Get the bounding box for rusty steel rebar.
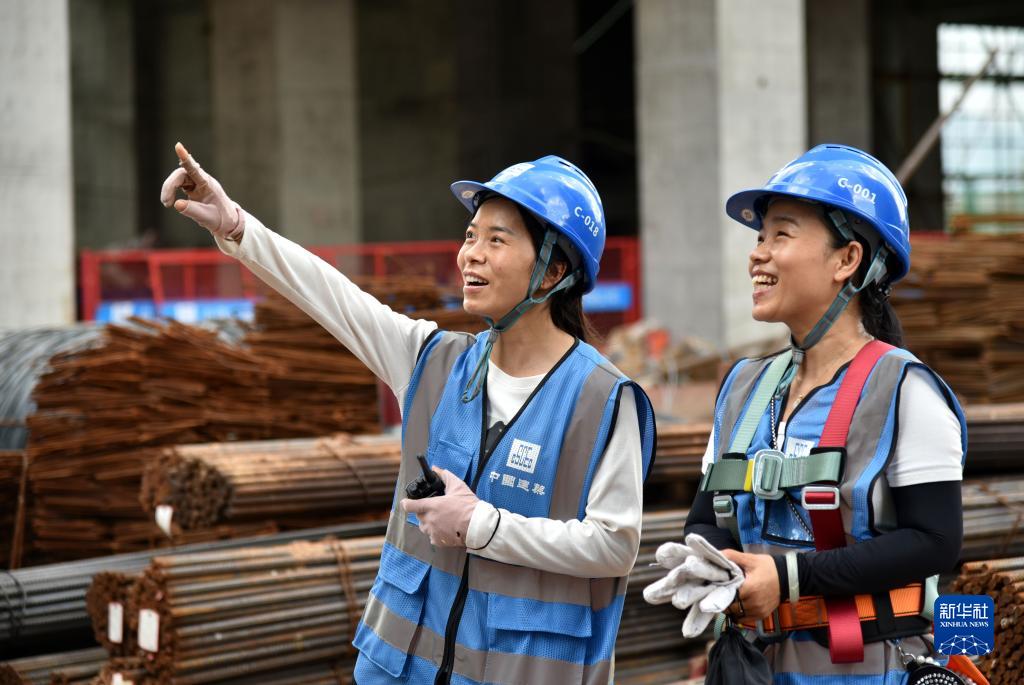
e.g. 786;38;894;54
118;509;695;683
138;434;400;532
0;647;106;685
951;555;1024;685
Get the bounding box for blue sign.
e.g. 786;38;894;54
934;594;994;656
96;299;255;324
583;282;633;313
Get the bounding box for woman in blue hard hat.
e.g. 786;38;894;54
684;145;969;682
161;145;655;685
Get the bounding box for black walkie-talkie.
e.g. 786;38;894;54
405;454;446;499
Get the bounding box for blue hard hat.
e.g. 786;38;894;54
726;144;911;282
451;155;605;293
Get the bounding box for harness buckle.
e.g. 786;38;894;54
801;485;841;510
756;609;783;638
751;449;785;500
712;495;735;517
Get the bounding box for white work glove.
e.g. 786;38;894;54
401;468;480;547
160;142;245;241
643;533;745;637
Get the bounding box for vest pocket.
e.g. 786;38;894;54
353;545;431;677
483;593;591;684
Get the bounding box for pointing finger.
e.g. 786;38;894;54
175;142;208;188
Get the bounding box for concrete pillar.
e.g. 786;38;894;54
148;0;215;248
806;0;871;149
69;0;137;250
873;4;943;230
636;0;805;349
357;1;461;243
208;0;360;245
277;0;360;246
0;1;76;327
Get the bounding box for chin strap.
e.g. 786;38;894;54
775;209;891;397
461;229;581;403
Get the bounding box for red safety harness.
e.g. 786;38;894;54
805;339;894;663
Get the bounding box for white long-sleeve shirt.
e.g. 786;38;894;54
215;214;644;578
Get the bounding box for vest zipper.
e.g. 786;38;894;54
433;341;578;684
434;556;470;685
434;415;506;685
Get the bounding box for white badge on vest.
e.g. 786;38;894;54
784;436;815;459
507;439;541;474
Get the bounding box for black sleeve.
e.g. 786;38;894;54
684;490;744;552
774;480;963;598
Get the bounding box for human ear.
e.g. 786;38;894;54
540;258;569;291
834;240;863;284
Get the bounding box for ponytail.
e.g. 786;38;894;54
825;214;905;347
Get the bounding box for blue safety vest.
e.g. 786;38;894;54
353;331;656;685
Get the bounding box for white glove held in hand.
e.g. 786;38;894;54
160;142;245;241
401;468;481;548
643;533;745;637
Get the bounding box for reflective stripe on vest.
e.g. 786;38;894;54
354;331;656;684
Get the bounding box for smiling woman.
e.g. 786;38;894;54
682;145;970;684
160;148;656;685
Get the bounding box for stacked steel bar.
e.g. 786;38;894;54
961;478;1024;561
25;320;287;561
648;424;712;484
0;521;386;658
0;450;27;568
138;434;400;532
121;509;696;683
85;573;138;656
951;557;1024;684
892;233;1024;403
132;537;381;682
962;403;1024;474
0;647;106;685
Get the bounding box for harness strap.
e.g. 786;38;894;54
812;339;893;664
700;449;843;494
706;351;792;542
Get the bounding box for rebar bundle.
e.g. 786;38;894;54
893;233;1024;403
133;537;380;683
962;477;1024;561
0;647;107;685
0;520;386;657
647;423;712;484
951;556;1024;684
85;573;138;656
138;434;400;532
117;509;695;684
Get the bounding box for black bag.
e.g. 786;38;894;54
705;625;773;685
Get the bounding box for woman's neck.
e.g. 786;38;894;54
489;307;575;378
795;310;873;380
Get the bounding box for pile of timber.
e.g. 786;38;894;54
893;233;1024;403
0;647;107;685
0;521;386;658
139;434;400;532
961;477;1024;561
951;556;1024;684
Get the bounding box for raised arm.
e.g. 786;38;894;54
160;143;438;399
